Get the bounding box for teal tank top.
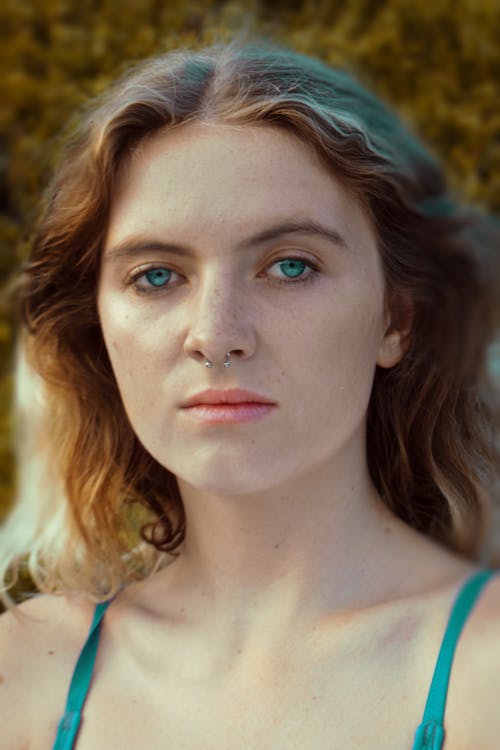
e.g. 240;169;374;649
51;568;496;750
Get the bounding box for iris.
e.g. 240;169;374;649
279;259;306;278
145;268;171;287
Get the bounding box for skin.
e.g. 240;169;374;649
2;120;499;750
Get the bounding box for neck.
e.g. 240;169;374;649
164;438;425;629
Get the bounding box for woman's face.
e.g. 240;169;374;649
98;122;402;494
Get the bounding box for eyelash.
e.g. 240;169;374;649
127;256;321;296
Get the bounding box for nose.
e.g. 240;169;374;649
182;269;256;367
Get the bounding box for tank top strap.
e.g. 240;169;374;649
412;567;497;750
52;597;115;750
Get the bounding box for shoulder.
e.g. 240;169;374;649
0;593;96;749
0;591;95;649
444;569;500;750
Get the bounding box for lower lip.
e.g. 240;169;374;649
182;403;276;424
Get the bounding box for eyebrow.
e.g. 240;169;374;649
103;219;349;262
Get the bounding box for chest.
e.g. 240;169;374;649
32;591;495;750
46;658;422;750
35;623;439;750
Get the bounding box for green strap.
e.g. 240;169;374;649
412;568;496;750
52;598;114;750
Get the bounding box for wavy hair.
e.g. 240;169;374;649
1;35;499;609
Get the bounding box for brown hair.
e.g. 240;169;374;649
3;35;499;606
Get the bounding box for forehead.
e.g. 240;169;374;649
105;122;374;252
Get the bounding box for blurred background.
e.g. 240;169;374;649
0;0;499;556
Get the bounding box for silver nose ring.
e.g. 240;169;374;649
205;352;232;368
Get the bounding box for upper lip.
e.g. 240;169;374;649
181;388;276;407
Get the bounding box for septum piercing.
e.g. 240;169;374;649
205;352;232;368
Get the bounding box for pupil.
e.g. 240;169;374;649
146;269;170;286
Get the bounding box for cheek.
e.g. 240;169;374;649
99;304;159;410
301;287;384;419
311;283;384;369
100;295;156;366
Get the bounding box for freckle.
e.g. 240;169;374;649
274;543;280;550
384;526;391;534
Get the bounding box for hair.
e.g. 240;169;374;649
1;34;499;611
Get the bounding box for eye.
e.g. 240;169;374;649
265;256;320;287
143;268;172;287
128;266;181;294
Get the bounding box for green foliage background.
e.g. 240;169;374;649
0;0;499;527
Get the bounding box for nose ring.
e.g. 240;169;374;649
205;352;232;368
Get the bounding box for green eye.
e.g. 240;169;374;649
266;256;319;287
145;268;171;287
129;265;181;295
277;259;307;278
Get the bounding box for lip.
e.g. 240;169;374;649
181;388;276;408
181;403;276;424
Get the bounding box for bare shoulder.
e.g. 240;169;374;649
0;593;95;749
0;591;95;651
444;568;500;750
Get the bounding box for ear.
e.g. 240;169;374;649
376;293;413;369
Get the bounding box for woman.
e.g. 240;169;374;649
0;36;499;749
